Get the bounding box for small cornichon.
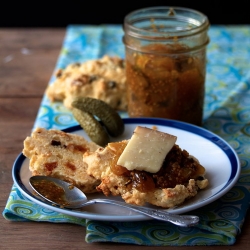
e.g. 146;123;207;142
72;97;124;137
72;108;110;147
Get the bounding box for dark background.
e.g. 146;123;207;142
1;1;250;27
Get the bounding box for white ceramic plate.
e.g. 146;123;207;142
12;118;241;221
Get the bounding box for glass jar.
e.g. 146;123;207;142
123;6;210;126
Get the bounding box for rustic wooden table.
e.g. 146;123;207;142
0;28;249;249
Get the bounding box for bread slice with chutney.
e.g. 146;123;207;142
83;126;209;208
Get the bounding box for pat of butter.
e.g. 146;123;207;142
117;126;177;173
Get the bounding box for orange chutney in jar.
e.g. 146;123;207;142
123;7;210;126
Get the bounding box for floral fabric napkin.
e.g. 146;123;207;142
3;25;250;246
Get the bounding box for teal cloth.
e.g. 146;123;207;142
3;25;250;246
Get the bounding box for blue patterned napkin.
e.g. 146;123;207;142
3;25;250;246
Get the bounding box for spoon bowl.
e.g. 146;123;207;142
29;175;199;227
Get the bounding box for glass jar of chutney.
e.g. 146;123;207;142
123;6;210;126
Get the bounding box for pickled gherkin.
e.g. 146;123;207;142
72;108;110;147
72;97;124;137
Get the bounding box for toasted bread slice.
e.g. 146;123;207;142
23;127;101;193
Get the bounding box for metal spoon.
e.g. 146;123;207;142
29;175;199;227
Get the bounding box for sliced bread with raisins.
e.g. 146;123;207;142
23;127;101;193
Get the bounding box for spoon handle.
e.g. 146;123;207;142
85;198;199;227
